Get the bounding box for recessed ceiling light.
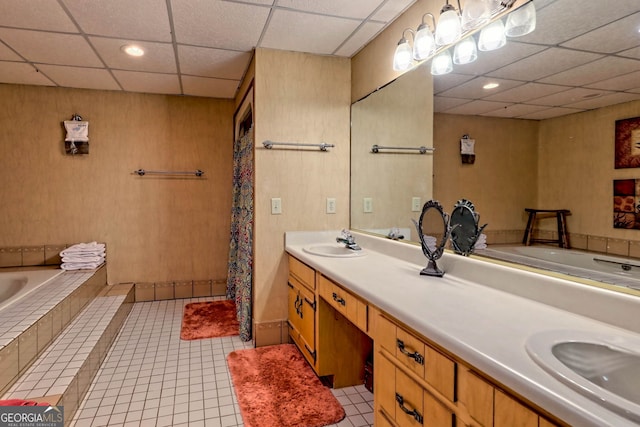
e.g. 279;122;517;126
121;44;144;57
483;82;500;90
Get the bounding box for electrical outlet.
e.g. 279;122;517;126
271;198;282;215
326;198;336;214
412;197;422;212
363;197;373;213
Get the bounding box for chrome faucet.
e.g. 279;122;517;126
336;229;361;251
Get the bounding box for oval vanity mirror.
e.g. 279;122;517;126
450;199;487;256
412;200;450;277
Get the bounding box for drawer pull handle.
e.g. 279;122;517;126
397;339;425;365
395;393;423;424
332;292;346;306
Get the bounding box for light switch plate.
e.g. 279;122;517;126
363;197;373;213
271;198;282;215
326;198;336;214
412;197;422;212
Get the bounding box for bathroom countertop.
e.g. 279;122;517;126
285;230;640;427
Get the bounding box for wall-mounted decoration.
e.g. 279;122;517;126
614;116;640;169
460;134;475;164
63;114;89;155
613;179;640;229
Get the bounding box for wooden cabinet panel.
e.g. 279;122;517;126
288;256;315;290
287;270;316;367
424;391;455;427
458;365;494;427
494;390;538;427
318;274;367;332
396;327;426;378
375;312;397;354
425;346;455;402
396;368;425;427
377;352;397;420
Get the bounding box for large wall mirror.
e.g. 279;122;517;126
350;0;640;290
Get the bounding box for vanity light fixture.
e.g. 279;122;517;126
393;29;415;71
121;44;145;57
391;0;536;75
434;0;463;46
431;50;453;75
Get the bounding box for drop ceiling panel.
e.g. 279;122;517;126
528;87;612;107
63;0;172;42
90;37;176;73
561;12;640;54
586;70;640;92
178;46;252;80
487;48;603;82
483;82;570;103
261;9;361;55
334;21;385;57
0;43;21;61
442;100;512;115
182;76;240;98
619;46;640;60
0;0;77;32
171;0;269;51
276;0;382;20
564;92;640;110
0;29;103;67
36;64;121;91
433;73;475;94
112;70;181;95
434;96;471;112
371;0;416;22
519;107;585;120
538;56;640;87
480;103;550;118
0;61;54;86
438;77;524;99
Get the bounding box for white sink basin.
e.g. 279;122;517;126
303;244;366;258
526;330;640;423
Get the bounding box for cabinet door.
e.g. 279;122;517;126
297;283;316;358
395;368;425;427
458;366;494;427
287;281;301;334
494;389;538;427
424;391;455;427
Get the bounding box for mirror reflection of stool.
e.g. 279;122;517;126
523;209;571;248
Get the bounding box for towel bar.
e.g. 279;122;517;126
133;169;204;177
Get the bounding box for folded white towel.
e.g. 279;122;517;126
62;254;105;263
60;242;105;257
61;260;104;271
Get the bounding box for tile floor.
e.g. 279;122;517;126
70;296;374;427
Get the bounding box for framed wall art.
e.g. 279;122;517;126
614;116;640;169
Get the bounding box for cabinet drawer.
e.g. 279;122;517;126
288;256;315;290
318;274;367;332
376;314;456;402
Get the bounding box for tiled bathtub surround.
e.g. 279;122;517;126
133;279;226;302
0;267;106;395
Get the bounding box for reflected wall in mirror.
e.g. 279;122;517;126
350;0;640;294
350;64;433;242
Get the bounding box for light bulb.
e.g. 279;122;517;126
461;0;490;31
393;38;413;71
453;37;477;64
413;24;436;60
478;19;506;51
435;7;462;46
431;50;453;75
505;1;536;37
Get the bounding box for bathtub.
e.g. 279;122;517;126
476;245;640;290
0;269;64;312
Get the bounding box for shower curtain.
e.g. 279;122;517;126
226;128;253;342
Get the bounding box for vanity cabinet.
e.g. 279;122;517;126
287;256;316;365
287;255;372;388
372;308;564;427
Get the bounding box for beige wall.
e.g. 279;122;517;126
539;100;640;241
0;84;234;285
251;49;351;341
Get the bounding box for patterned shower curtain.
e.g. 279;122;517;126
227;128;253;341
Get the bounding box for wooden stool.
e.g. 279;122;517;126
523;209;571;248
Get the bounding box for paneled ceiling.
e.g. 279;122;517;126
0;0;638;119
